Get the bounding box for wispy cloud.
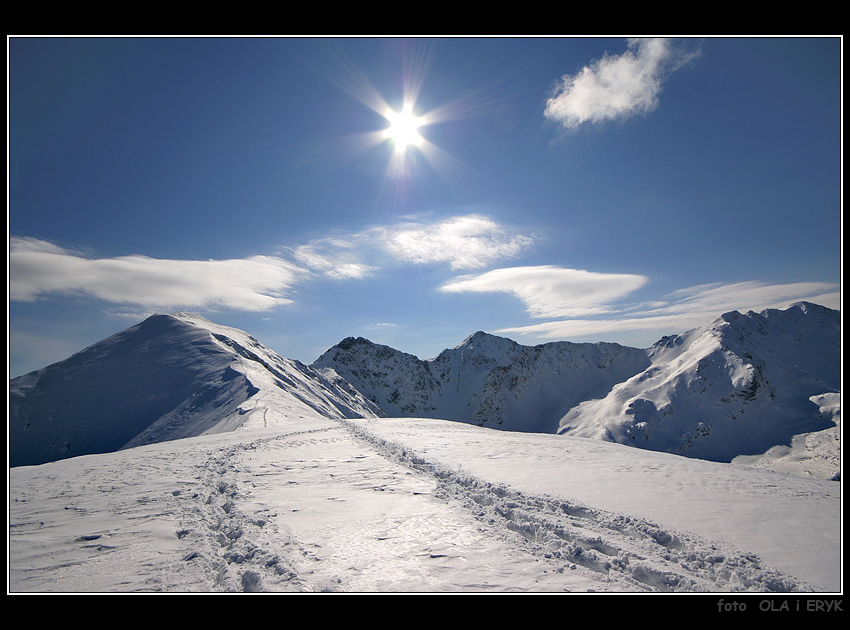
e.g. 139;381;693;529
440;265;649;318
10;214;534;312
292;214;534;278
639;281;840;319
10;237;306;312
545;38;700;131
291;238;378;280
495;280;840;342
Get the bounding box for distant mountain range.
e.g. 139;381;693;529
9;303;840;471
311;331;651;434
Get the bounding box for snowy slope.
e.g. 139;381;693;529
558;303;841;466
9;312;382;467
8;415;840;593
732;392;841;479
311;332;650;434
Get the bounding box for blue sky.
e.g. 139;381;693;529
8;36;842;378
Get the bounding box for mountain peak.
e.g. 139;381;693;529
454;330;517;351
336;336;375;351
10;314;383;467
786;300;831;313
463;330;497;342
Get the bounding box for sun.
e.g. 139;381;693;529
383;102;425;153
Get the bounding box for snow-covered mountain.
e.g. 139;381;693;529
7;305;842;593
11;302;840;473
9;312;382;467
558;302;841;466
311;332;651;434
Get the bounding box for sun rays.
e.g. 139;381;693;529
291;40;480;210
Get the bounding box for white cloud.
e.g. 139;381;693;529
380;215;533;270
10;214;534;314
291;238;377;280
440;265;649;318
10;237;306;312
292;214;534;278
10;214;533;316
545;38;699;130
495;280;840;342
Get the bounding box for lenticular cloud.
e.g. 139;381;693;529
441;265;649;318
9;237;304;312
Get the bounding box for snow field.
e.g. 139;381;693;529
11;413;835;593
340;418;820;593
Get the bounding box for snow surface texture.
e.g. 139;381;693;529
8;416;839;593
8;304;842;592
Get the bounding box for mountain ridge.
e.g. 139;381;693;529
10;302;840;474
559;302;840;464
311;329;652;433
9;312;383;467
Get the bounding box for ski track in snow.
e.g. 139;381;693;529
11;415;819;593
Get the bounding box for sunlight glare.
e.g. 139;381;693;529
384;103;425;152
